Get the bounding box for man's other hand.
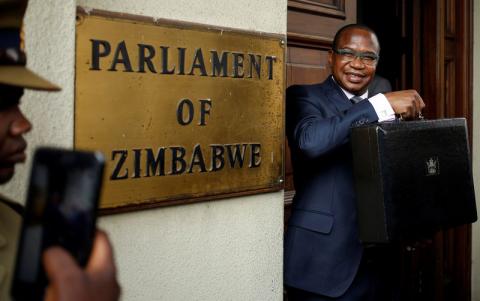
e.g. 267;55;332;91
43;230;120;301
384;90;425;119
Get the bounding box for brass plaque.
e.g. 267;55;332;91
75;10;284;210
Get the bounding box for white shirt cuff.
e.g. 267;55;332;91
368;93;395;122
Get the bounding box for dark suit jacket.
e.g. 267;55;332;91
369;75;392;96
284;76;387;297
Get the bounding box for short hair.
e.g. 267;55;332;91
332;24;380;53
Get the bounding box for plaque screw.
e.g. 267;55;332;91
76;14;84;26
278;178;284;183
280;40;285;47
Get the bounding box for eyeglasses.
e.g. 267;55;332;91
333;48;379;66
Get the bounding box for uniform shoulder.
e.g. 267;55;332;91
0;194;23;215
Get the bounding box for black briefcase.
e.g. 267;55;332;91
351;118;477;243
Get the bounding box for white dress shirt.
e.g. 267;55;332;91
334;77;396;122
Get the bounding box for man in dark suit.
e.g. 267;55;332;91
284;24;425;300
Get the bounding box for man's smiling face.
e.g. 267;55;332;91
328;27;379;95
0;85;31;184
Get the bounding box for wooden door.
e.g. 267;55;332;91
419;0;473;300
359;0;473;300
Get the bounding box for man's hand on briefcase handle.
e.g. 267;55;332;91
384;90;425;120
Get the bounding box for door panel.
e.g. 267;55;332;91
287;47;330;86
360;0;473;300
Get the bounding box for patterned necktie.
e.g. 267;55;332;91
350;96;364;104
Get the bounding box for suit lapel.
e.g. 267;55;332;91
322;77;353;113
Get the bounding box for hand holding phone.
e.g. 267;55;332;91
42;230;120;301
11;148;105;300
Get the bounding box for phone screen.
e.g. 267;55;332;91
11;148;104;300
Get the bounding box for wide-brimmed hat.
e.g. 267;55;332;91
0;0;60;91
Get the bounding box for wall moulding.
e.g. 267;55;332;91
288;0;346;19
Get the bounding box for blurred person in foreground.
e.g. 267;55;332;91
0;0;119;300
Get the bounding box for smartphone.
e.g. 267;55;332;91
11;147;105;300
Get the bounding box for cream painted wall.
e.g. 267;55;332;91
0;0;287;300
472;1;480;300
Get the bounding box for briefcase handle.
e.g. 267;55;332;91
396;111;425;121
